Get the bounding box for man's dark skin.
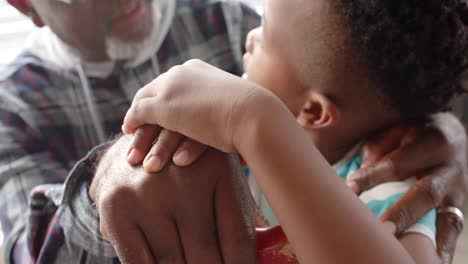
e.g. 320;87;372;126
90;135;257;263
124;114;467;264
9;0;466;263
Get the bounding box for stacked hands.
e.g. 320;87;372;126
91;60;467;263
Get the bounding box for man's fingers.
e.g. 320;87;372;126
436;210;464;264
109;224;155;264
380;168;451;235
143;129;184;173
172;150;226;263
215;154;256;263
349;130;451;193
127;125;162;165
361;126;408;166
347;159;395;194
173;139;208;166
100;210;155;264
139;215;186;264
175;186;223;263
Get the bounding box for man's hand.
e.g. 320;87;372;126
126;125;208;172
90;135;256;263
346;113;467;264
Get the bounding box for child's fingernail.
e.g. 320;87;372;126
127;148;139;165
173;150;189;165
145;155;162;172
347;181;360;194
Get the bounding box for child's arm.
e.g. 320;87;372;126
400;234;440;264
236;96;414;264
122;61;415;264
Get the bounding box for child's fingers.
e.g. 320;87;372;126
143;129;184;173
173;139;209;166
123;97;168;135
127;125;162;165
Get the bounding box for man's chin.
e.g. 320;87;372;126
105;0;158;61
109;18;154;44
108;0;155;43
105;18;158;61
105;37;146;61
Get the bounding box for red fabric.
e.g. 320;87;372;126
256;226;298;263
7;0;28;10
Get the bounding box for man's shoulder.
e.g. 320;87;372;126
0;52;59;94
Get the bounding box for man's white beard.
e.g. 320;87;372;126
105;2;160;61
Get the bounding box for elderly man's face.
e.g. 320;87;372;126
28;0;155;61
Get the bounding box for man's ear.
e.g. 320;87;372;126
297;91;340;129
8;0;45;27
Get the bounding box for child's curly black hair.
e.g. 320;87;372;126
335;0;468;117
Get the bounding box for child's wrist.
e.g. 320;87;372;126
233;90;290;156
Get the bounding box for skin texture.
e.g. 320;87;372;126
127;0;467;261
354;116;467;263
90;135;257;264
121;59;417;264
10;0;465;263
10;1;248;262
122;0;467;261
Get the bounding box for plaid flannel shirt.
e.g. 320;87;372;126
0;1;260;262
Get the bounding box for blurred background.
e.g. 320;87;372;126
0;0;466;263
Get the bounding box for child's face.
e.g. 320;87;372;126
244;0;399;153
243;0;347;116
244;0;304;116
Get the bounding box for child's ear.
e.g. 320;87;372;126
8;0;45;27
297;92;340;129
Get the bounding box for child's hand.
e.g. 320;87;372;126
122;60;274;153
126;125;208;173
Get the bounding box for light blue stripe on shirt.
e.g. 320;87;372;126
245;147;437;244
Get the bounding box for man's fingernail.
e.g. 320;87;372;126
145;155;162;172
382;221;397;235
173;150;189;165
347;181;360;194
127;148;139;165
